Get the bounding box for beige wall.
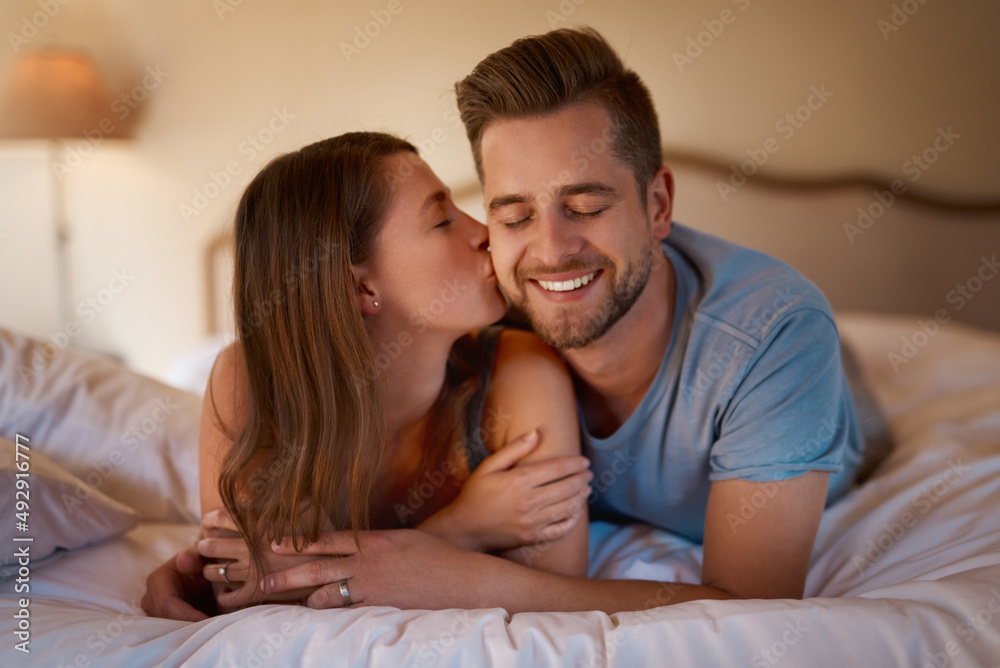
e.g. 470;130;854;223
0;0;997;380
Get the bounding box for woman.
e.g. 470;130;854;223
185;132;590;613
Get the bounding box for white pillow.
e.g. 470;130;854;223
0;436;140;578
0;328;202;523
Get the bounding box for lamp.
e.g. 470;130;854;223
0;49;126;331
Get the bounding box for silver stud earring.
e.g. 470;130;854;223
373;300;380;309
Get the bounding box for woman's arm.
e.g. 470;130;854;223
198;343;240;522
418;330;589;577
196;344;260;608
142;344;240;621
196;344;322;608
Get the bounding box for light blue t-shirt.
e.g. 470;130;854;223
583;223;863;543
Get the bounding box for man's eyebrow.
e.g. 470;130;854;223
421;190;447;213
488;183;619;211
488;194;529;211
558;182;619;198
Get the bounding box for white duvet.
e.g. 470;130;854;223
4;313;1000;667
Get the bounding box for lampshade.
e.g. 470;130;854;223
0;49;124;140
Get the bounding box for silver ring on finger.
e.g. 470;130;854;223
339;578;353;607
219;561;233;584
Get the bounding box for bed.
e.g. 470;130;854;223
2;308;1000;666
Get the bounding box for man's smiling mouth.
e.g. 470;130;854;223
536;271;597;293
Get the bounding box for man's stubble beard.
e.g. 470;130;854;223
509;247;654;350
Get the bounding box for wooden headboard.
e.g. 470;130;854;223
656;153;1000;333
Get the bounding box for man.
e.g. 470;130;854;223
145;27;863;617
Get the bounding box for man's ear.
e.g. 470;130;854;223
352;265;381;316
647;166;674;240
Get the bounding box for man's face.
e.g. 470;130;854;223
481;103;667;349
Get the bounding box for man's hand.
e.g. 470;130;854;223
141;549;216;622
259;529;506;611
261;528;737;614
418;430;592;551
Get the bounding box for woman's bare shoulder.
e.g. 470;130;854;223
205;341;247;435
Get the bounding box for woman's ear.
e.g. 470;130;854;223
352;265;381;316
647;166;674;240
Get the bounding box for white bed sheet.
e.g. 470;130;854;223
4;313;1000;667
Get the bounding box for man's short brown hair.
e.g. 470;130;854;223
456;27;662;200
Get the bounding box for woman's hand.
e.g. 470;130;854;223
418;430;592;552
197;508;330;610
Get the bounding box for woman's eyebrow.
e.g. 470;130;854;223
420;190;448;213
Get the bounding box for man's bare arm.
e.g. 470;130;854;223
257;472;828;613
257;529;733;614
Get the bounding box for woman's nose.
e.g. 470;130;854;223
464;214;490;251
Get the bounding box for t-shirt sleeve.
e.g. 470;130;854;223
708;308;859;483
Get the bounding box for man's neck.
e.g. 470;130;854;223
562;254;675;439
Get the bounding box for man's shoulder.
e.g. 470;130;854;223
665;223;835;345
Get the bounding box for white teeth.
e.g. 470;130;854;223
538;271;596;292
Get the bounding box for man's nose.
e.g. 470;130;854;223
529;212;583;268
